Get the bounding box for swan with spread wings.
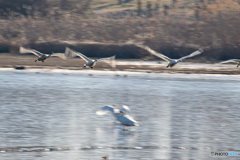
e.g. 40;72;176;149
96;105;139;127
138;45;204;68
65;47;116;68
19;46;66;62
220;59;240;67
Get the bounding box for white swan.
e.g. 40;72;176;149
220;59;240;67
65;47;116;68
19;46;66;62
96;105;139;127
138;45;203;68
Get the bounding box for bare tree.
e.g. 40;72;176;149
60;0;92;15
194;3;201;20
137;0;142;16
163;5;169;16
172;0;177;8
0;0;48;18
147;1;153;17
155;0;160;11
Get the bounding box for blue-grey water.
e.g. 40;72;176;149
0;70;240;160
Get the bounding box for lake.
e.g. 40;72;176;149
0;69;240;160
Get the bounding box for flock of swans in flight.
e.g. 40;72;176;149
20;45;240;68
18;45;240;128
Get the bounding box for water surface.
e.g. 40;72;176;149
0;70;240;159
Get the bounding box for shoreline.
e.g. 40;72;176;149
0;53;240;75
2;62;240;75
1;67;240;79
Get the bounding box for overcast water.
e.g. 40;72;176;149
0;70;240;160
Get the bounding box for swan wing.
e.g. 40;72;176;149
138;45;171;62
65;47;91;62
120;105;132;115
19;46;43;57
97;55;116;62
180;48;203;61
96;105;116;115
220;59;240;64
97;55;116;68
51;53;67;59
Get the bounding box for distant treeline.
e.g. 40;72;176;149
2;0;240;19
0;0;92;19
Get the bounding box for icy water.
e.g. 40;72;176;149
0;70;240;160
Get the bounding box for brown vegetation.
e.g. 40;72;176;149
0;0;239;62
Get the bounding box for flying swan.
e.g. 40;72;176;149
65;47;116;68
138;45;203;68
96;105;139;127
220;59;240;67
19;46;66;62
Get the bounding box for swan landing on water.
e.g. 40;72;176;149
96;105;139;128
137;45;204;68
220;59;240;67
65;47;116;68
19;46;66;62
